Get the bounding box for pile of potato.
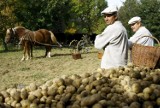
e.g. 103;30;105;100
0;64;160;108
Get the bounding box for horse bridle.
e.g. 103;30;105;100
5;28;18;44
11;28;20;44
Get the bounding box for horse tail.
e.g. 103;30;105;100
49;31;62;47
49;31;57;43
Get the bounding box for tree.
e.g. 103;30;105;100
70;0;107;34
1;0;108;51
138;0;160;38
119;0;160;39
0;0;17;51
119;0;141;36
13;0;49;30
45;0;74;33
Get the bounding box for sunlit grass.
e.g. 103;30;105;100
0;47;100;91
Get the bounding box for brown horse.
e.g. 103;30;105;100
5;26;62;61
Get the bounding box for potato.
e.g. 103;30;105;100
143;93;150;100
11;100;17;107
55;78;64;87
81;94;101;106
45;80;53;87
71;104;81;108
41;89;47;97
91;89;97;94
77;85;85;93
72;79;81;88
10;88;21;101
142;101;154;108
64;78;73;86
33;89;42;98
65;85;76;94
1;91;9;98
131;83;142;93
156;98;160;106
92;103;103;108
20;99;30;108
101;87;111;94
46;96;53;104
4;97;10;103
0;95;4;103
75;94;82;101
15;103;22;108
96;68;104;73
98;100;108;107
28;93;36;102
129;101;140;108
81;72;91;78
40;96;46;103
30;103;38;108
55;94;61;101
152;75;160;84
20;88;28;99
60;93;72;104
143;87;153;94
130;71;141;79
80;90;89;98
70;74;81;80
57;86;65;95
28;83;37;91
81;78;89;85
32;98;40;104
85;85;93;92
47;86;57;96
38;104;46;108
56;101;65;108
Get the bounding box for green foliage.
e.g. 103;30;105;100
46;0;73;32
0;0;17;51
119;0;141;36
138;0;160;37
0;0;159;51
0;0;107;34
70;0;107;34
13;0;49;30
119;0;160;39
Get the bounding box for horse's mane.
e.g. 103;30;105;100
13;26;28;37
14;26;26;30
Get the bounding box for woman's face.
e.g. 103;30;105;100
103;14;117;25
130;22;141;32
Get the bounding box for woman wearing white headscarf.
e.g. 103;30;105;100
94;6;128;69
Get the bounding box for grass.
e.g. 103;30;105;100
0;47;100;91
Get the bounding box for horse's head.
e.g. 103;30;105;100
5;28;16;44
5;26;27;44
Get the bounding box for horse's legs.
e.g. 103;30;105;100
26;42;32;60
45;46;52;57
30;44;33;58
21;44;26;61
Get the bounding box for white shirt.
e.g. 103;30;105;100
94;21;128;69
128;26;154;49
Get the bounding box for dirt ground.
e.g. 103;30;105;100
0;47;101;91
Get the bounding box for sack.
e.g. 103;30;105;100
131;36;160;69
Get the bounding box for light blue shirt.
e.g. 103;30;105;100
128;26;154;49
94;21;128;69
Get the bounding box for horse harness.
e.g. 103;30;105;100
19;30;58;47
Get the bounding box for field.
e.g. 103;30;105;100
1;46;160;107
0;47;100;91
